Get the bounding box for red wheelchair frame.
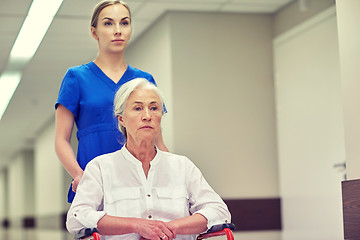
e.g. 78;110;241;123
197;223;235;240
75;223;235;240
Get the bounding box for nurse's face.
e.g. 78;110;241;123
91;4;131;54
118;87;162;143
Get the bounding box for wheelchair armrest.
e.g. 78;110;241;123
74;228;100;240
205;223;235;233
197;223;236;240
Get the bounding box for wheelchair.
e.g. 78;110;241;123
75;223;235;240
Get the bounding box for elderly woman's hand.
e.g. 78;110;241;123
135;219;176;240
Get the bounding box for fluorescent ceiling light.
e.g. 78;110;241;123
9;0;64;63
0;0;64;121
0;72;21;120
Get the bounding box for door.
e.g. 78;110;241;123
274;7;345;240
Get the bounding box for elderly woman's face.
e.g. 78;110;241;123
118;87;162;142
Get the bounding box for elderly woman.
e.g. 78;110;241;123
66;78;231;240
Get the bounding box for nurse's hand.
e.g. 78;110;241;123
72;172;83;192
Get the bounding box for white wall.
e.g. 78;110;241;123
0;169;7;238
336;0;360;180
34;120;64;215
273;0;335;37
34;120;67;240
169;12;279;199
24;151;35;216
274;6;344;239
8;154;26;219
5;150;34;240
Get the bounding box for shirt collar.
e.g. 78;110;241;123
121;145;161;166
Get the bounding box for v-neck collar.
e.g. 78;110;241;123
88;61;129;90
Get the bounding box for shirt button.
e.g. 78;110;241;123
147;194;151;197
148;215;152;219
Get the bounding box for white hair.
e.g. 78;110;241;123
114;78;165;138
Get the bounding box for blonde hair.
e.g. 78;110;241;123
91;0;131;28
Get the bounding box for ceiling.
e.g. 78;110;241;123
0;0;295;169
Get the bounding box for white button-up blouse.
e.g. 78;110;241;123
66;146;231;240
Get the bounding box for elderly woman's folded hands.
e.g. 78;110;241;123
135;218;176;240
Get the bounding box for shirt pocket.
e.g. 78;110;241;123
155;187;190;219
105;187;141;217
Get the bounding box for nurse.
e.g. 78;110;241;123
55;0;168;203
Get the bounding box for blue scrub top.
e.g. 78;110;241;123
56;62;157;202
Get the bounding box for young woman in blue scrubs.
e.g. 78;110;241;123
55;0;168;203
